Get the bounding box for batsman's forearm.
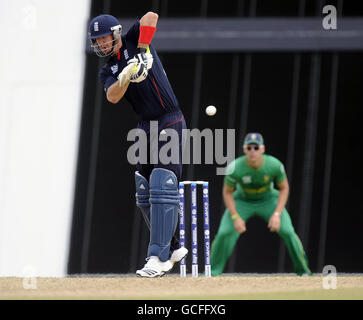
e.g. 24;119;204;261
140;12;158;27
138;12;158;49
106;80;130;104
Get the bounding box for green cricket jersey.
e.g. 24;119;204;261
224;155;287;201
212;154;312;276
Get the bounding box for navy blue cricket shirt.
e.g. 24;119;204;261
99;21;181;120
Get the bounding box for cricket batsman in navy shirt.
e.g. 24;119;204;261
88;12;188;277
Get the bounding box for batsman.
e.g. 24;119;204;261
88;12;188;277
211;133;312;276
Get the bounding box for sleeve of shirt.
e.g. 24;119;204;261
99;65;117;94
125;20;140;45
224;160;238;188
274;158;287;184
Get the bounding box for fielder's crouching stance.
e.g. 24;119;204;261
211;133;312;276
89;12;187;277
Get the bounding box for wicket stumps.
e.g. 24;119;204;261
178;181;211;278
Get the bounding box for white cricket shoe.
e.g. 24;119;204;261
170;247;188;265
136;256;173;278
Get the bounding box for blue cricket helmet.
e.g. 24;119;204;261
88;14;122;57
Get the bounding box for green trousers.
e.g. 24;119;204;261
211;191;312;276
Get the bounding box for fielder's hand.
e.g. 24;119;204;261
268;214;281;232
117;62;137;87
234;217;246;234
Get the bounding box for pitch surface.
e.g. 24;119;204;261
1;274;362;300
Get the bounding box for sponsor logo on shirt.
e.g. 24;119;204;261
111;64;118;74
124;49;129;60
242;176;251;184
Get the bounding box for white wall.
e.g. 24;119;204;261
0;0;89;276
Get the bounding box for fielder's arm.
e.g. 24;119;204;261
223;184;238;217
223;184;246;234
268;178;289;232
274;178;289;216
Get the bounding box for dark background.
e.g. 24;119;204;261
68;0;363;275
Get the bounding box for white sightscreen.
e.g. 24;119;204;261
0;0;90;276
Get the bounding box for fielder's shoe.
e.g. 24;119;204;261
136;256;173;278
170;247;188;266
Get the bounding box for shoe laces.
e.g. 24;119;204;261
143;256;160;269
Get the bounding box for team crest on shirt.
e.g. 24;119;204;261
242;176;252;184
264;175;270;182
111;64;118;74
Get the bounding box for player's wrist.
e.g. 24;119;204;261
231;213;240;221
136;47;147;54
138;25;156;45
273;211;281;218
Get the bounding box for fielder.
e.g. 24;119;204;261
88;12;188;277
211;133;312;276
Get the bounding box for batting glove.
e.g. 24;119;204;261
117;62;137;87
127;49;154;83
128;58;149;83
134;48;154;70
